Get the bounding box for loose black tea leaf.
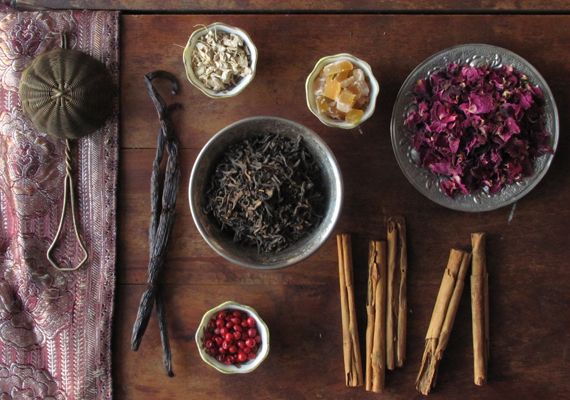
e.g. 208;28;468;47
205;133;324;253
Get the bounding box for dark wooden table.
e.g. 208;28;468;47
113;10;570;400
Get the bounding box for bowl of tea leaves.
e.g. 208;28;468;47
189;116;343;269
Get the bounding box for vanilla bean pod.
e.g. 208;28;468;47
131;70;181;377
156;290;173;377
130;117;166;350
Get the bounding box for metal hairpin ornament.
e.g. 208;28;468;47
47;137;88;271
19;32;114;271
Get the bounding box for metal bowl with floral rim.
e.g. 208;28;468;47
390;43;559;212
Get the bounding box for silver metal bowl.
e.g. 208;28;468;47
391;44;559;212
189;116;343;269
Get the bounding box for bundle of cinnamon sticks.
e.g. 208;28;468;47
416;249;471;395
336;227;489;394
336;216;408;393
415;233;490;395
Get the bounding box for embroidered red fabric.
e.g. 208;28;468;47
0;9;118;399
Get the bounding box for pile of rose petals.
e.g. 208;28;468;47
405;63;552;197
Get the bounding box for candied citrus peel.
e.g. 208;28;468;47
346;109;364;124
323;60;353;77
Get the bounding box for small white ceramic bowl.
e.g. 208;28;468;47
183;22;258;98
195;301;270;374
305;53;380;129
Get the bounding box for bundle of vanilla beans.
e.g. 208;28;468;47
130;71;182;377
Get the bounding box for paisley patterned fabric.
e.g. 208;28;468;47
0;8;118;400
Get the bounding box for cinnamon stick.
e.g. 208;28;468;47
416;249;471;395
372;241;387;393
337;234;363;387
471;232;489;386
395;217;408;367
386;223;397;370
365;241;379;391
387;216;408;369
365;241;387;392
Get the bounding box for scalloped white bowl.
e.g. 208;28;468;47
305;53;379;129
195;301;270;374
183;22;258;98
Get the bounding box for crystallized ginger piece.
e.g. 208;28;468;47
339;76;355;88
352;68;365;82
345;109;364;124
323;60;354;77
324;76;341;100
336;89;357;113
317;96;331;114
337;89;356;107
336;102;352;113
334;70;351;82
353;79;370;97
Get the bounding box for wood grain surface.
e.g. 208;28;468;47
11;0;570;12
116;14;570;400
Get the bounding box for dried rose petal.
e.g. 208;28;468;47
405;63;552;197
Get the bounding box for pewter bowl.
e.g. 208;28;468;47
391;43;559;212
189;116;343;269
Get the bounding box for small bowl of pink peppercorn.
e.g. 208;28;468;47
196;301;270;374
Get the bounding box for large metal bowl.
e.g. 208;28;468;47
391;43;559;212
189;116;343;269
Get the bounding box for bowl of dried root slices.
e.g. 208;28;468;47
183;22;257;98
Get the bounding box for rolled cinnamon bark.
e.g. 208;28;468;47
337;234;363;387
365;241;379;391
395;218;407;368
471;232;489;386
386;222;397;370
416;249;471;395
372;241;387;393
365;241;387;392
387;216;407;369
